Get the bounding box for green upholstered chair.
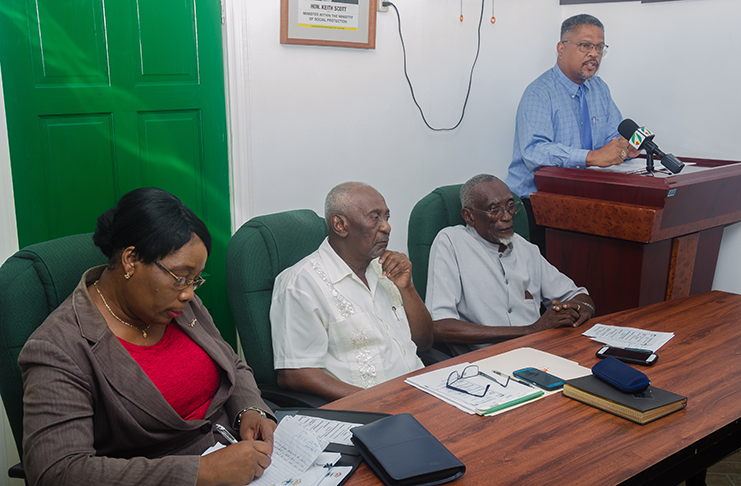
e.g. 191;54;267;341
0;233;108;480
226;209;328;408
407;184;529;358
408;184;529;302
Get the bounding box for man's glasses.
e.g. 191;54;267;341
469;200;523;221
155;260;206;291
446;365;509;398
562;41;608;56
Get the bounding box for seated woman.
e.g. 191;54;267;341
20;188;276;486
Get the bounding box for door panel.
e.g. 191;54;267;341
135;0;199;84
138;110;204;214
39;114;118;238
1;0;235;345
30;0;109;87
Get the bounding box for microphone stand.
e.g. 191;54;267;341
645;151;655;173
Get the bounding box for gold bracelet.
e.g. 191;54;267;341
233;406;268;430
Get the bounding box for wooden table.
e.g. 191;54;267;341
324;291;741;485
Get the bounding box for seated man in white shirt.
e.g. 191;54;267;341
270;182;433;401
425;174;594;351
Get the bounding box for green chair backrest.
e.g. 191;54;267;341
0;233;107;457
226;210;327;387
408;184;529;302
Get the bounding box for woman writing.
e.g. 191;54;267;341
20;188;276;486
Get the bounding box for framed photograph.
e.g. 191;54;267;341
280;0;377;49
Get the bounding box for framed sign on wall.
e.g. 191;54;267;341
280;0;377;49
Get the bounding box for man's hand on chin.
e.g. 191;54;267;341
378;251;413;289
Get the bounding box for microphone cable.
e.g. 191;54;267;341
385;0;486;131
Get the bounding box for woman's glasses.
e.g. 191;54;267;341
155;261;206;290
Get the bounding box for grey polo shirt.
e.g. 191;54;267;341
425;225;587;332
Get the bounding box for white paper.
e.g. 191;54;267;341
587;158;696;175
292;415;362;446
582;324;673;352
315;466;353;486
249;416;329;486
276;452;343;486
471;347;592;415
297;0;360;31
405;362;541;415
474;347;591;385
587;157;649;174
201;441;226;456
312;452;341;468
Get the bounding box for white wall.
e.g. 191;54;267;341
0;65;24;486
0;55;18;268
230;0;740;292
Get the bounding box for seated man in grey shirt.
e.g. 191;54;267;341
425;174;595;350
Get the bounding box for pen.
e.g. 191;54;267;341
214;423;238;444
488;369;535;389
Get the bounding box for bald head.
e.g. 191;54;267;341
325;182;375;231
460;174;503;209
324;182;391;266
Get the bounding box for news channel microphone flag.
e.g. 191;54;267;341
618;119;685;174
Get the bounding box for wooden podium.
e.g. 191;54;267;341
530;158;741;316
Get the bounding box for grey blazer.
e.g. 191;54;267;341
19;266;272;486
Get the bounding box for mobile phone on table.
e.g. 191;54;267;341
512;367;564;391
596;346;658;366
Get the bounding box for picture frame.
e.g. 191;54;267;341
280;0;377;49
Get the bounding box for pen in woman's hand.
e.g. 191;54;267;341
214;423;238;444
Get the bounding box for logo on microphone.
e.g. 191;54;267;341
638;127;652;137
629;131;645;149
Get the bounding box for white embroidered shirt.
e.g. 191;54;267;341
270;238;423;389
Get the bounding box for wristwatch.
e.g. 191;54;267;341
233;406;269;430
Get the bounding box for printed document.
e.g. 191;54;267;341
249;415;328;486
292;414;362;446
583;324;673;352
203;416;359;486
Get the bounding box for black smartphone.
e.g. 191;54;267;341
512;367;565;391
596;346;658;366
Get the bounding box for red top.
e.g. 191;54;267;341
119;324;220;420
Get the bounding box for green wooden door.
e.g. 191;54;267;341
0;0;236;346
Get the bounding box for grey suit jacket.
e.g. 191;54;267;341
19;266;272;486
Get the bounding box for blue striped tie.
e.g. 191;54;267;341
579;84;592;150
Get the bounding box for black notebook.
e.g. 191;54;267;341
563;374;687;425
351;413;465;486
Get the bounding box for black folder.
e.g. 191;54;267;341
351;413;465;486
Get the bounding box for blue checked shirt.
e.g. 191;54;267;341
505;64;623;198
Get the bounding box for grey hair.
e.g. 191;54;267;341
460;174;502;209
560;14;604;40
324;181;374;230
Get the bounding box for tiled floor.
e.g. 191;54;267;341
680;451;741;486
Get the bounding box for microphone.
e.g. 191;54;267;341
617;119;684;174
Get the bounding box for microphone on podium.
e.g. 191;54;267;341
618;119;684;174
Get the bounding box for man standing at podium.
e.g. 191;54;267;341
505;13;639;255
